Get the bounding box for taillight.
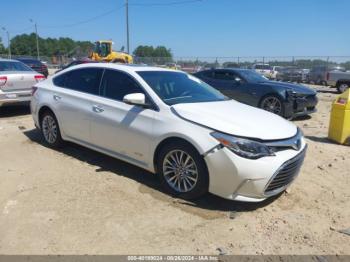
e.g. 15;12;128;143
0;76;7;87
31;86;38;96
34;75;46;82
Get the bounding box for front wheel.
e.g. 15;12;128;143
157;142;209;200
260;95;285;117
337;83;349;93
40;111;64;148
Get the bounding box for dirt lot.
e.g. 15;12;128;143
0;85;349;255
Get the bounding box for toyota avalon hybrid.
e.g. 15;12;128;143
31;64;307;202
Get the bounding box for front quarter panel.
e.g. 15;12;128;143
148;108;219;172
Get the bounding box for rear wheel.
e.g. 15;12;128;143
40;111;64;148
337;83;349;93
157;141;209;200
260;95;285;117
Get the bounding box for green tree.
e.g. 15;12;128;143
133;45;155;57
9;33;93;58
133;45;172;64
0;37;6;54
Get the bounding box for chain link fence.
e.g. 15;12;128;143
1;54;350;73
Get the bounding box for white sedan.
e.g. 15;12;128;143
31;63;307;202
0;59;45;107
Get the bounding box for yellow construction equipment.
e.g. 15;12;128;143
89;40;133;64
328;89;350;145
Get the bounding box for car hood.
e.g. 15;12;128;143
261;81;316;95
172;100;297;140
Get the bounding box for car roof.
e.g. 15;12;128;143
16;58;40;61
67;62;180;73
0;58;23;62
209;68;252;73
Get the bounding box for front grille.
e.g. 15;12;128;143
264;147;307;194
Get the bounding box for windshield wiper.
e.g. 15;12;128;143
164;96;192;101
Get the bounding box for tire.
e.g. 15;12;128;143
337;82;349;93
40;110;64;148
157;141;209;200
260;95;285;117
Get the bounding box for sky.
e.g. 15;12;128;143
0;0;349;57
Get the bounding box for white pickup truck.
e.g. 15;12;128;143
327;70;350;93
252;64;272;78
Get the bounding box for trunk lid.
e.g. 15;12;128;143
0;71;40;92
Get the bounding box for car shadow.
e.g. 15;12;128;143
315;88;338;94
305;135;338;145
23;128;280;212
0;105;31;118
292;115;312;122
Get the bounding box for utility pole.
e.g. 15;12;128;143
30;19;40;60
126;0;130;54
1;27;11;59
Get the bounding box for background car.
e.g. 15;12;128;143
270;66;284;80
16;58;49;78
326;69;350;93
308;65;346;85
0;59;45;107
301;69;310;82
194;68;318;119
276;66;303;82
252;63;272;78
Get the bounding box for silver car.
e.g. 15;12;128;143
0;59;45;107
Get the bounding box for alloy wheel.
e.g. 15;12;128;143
261;96;282;115
42;115;58;144
162;150;198;193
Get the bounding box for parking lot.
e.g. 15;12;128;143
0;84;349;255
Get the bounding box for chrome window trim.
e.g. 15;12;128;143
264;128;303;151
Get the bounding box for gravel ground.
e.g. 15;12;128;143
0;85;349;255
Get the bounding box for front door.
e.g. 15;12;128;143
90;69;155;167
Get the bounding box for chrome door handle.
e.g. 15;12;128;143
53;94;61;101
92;105;104;113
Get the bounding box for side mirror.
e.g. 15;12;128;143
123;93;147;107
233;77;241;85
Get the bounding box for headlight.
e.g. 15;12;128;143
211;132;275;159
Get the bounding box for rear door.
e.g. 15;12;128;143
51;68;103;142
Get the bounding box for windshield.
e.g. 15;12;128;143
0;61;33;72
137;71;227;105
238;70;268;83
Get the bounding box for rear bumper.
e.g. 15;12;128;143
0;90;32;107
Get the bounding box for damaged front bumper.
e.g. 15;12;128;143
203;139;307;202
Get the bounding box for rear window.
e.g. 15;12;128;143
0;61;33;72
53;68;103;95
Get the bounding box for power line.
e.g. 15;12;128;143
3;0;204;33
130;0;203;6
40;4;125;28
